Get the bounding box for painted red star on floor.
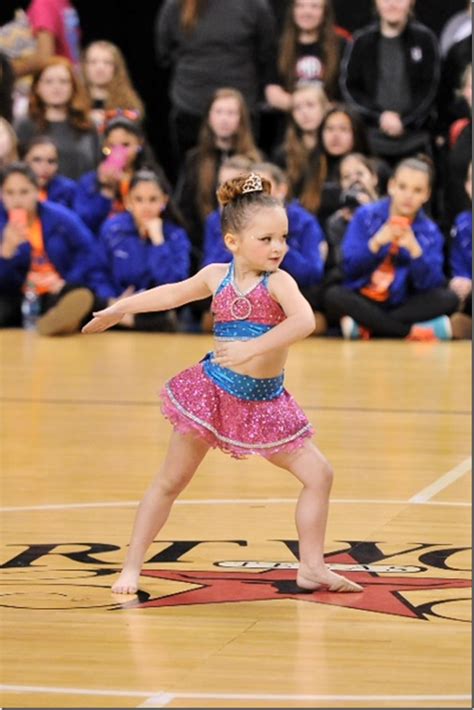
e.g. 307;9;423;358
118;551;471;619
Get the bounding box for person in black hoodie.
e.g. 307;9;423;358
340;0;440;163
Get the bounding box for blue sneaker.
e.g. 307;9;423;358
413;316;452;340
340;316;360;340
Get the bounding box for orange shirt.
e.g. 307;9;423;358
110;178;130;217
360;244;399;302
25;218;62;295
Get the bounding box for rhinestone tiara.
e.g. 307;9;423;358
241;173;263;195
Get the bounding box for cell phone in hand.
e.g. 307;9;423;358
389;215;411;229
102;145;128;172
9;208;28;227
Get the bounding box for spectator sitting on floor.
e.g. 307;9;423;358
96;168;192;332
324;155;459;341
74;115;155;236
23;135;76;209
324;152;380;291
449;161;472;340
0;162;112;336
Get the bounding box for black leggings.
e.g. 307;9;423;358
324;286;459;338
0;284;100;330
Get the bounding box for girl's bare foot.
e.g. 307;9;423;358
111;568;140;595
297;564;363;593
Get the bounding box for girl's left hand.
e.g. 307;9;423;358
213;341;255;368
82;305;124;334
394;228;422;258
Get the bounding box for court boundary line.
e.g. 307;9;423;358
0;497;471;513
409;457;471;503
0;684;471;705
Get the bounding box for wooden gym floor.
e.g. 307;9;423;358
0;329;471;709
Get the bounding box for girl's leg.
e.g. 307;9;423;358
112;430;210;594
269;440;362;593
389;288;459;324
324;285;411;337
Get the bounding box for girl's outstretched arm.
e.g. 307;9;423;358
82;265;219;334
214;271;315;368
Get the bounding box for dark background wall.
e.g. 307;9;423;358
0;0;468;175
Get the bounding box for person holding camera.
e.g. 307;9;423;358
324;155;459;341
324;153;380;290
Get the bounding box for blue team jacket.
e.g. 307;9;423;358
98;211;191;296
47;174;77;210
202;200;326;287
73;170;112;235
342;198;446;306
450;211;472;279
0;200;113;298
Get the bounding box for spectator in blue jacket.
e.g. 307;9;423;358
449;161;472;340
74;116;155;236
202;159;327;332
324;156;459;341
97;168;191;332
24;136;76;209
0;162;113;335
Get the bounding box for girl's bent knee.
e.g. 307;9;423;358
320;460;334;488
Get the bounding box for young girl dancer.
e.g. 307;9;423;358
82;172;363;596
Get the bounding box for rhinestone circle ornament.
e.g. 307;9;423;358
230;296;253;320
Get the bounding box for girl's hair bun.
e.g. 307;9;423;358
217;172;272;207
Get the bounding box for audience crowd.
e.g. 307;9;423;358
0;0;471;341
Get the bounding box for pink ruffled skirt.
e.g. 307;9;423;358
160;358;313;459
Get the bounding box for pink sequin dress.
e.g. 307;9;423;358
160;263;313;458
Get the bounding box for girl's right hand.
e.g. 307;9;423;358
97;162;122;188
369;224;394;252
82;305;124;334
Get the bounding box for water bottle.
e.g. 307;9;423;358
21;282;40;330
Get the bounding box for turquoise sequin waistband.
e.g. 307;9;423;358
202;353;284;401
214;321;273;341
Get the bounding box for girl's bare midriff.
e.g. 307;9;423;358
212;338;288;379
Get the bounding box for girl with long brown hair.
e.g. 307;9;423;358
14;56;100;179
82;41;145;130
274;82;330;199
175;88;262;269
296;105;370;226
266;0;349;112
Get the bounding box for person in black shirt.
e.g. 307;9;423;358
267;0;349;113
340;0;440;163
155;0;276;167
